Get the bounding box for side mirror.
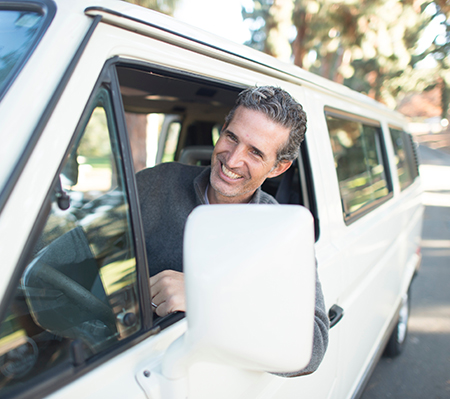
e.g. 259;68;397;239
139;205;316;396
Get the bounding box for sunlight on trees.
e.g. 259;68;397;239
124;0;449;118
242;0;450;116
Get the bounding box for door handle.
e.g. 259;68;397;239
328;305;344;329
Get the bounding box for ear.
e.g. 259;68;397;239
268;160;292;178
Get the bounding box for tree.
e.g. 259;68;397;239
243;0;294;61
292;0;436;108
243;0;444;112
425;0;450;118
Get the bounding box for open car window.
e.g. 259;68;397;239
117;64;318;236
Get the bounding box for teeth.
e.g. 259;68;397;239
222;164;242;179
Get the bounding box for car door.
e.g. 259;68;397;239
0;62;163;398
318;99;410;398
0;7;330;398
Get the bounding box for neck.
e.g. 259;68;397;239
207;185;254;205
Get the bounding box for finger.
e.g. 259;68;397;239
154;293;185;317
151;281;183;307
154;301;169;317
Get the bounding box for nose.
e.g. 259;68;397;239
226;145;245;168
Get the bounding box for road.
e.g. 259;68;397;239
361;145;450;399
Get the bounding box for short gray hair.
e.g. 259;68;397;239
224;86;307;163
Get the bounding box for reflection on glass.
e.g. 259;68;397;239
0;92;141;395
327;115;389;216
390;128;413;191
162;120;182;163
0;10;44;95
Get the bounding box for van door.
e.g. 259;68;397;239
265;87;344;399
0;12;336;399
116;64;341;399
318;100;405;398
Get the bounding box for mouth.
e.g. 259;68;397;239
221;163;243;180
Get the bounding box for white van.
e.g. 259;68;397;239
0;1;423;398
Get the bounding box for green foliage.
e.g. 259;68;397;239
243;0;273;52
78;108;111;159
242;0;449;115
427;0;450;118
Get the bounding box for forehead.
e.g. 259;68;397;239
226;106;290;156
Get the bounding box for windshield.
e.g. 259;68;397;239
0;8;45;98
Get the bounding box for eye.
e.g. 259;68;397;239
226;132;238;143
251;149;263;159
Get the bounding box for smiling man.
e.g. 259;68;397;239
136;86;328;376
208;105;293;204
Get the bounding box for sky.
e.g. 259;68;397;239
174;0;250;44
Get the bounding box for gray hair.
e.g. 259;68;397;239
224;86;307;163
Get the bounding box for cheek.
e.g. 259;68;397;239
213;139;232;156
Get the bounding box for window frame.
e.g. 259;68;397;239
0;11;101;219
389;125;419;185
404;132;420;179
114;57;320;239
389;125;414;191
0;62;156;399
325;107;393;225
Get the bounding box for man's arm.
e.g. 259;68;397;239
274;266;329;377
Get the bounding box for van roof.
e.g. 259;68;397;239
81;0;403;120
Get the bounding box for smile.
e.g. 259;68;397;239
222;163;243;180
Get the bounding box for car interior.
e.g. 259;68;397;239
116;64;317;226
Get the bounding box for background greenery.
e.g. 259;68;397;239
124;0;449;118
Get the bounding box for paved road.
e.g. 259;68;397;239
361;145;450;399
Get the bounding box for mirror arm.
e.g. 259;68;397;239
55;176;71;210
137;360;188;399
137;335;193;399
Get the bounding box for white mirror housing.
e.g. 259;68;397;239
161;204;316;381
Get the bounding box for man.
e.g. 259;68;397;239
136;86;328;376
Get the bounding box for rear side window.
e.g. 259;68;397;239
389;127;419;190
326;110;392;223
0;2;55;100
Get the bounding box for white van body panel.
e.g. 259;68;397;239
0;1;423;399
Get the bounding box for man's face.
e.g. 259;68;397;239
209;106;292;204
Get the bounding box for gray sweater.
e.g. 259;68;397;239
136;162;329;376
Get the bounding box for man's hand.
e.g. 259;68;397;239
150;270;186;317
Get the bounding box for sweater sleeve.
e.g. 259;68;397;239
273;263;329;377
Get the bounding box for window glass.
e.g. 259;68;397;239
212;123;221;145
161;118;182;163
389;127;413;190
0;88;140;396
0;9;45;97
326;113;391;219
124;112;182;172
